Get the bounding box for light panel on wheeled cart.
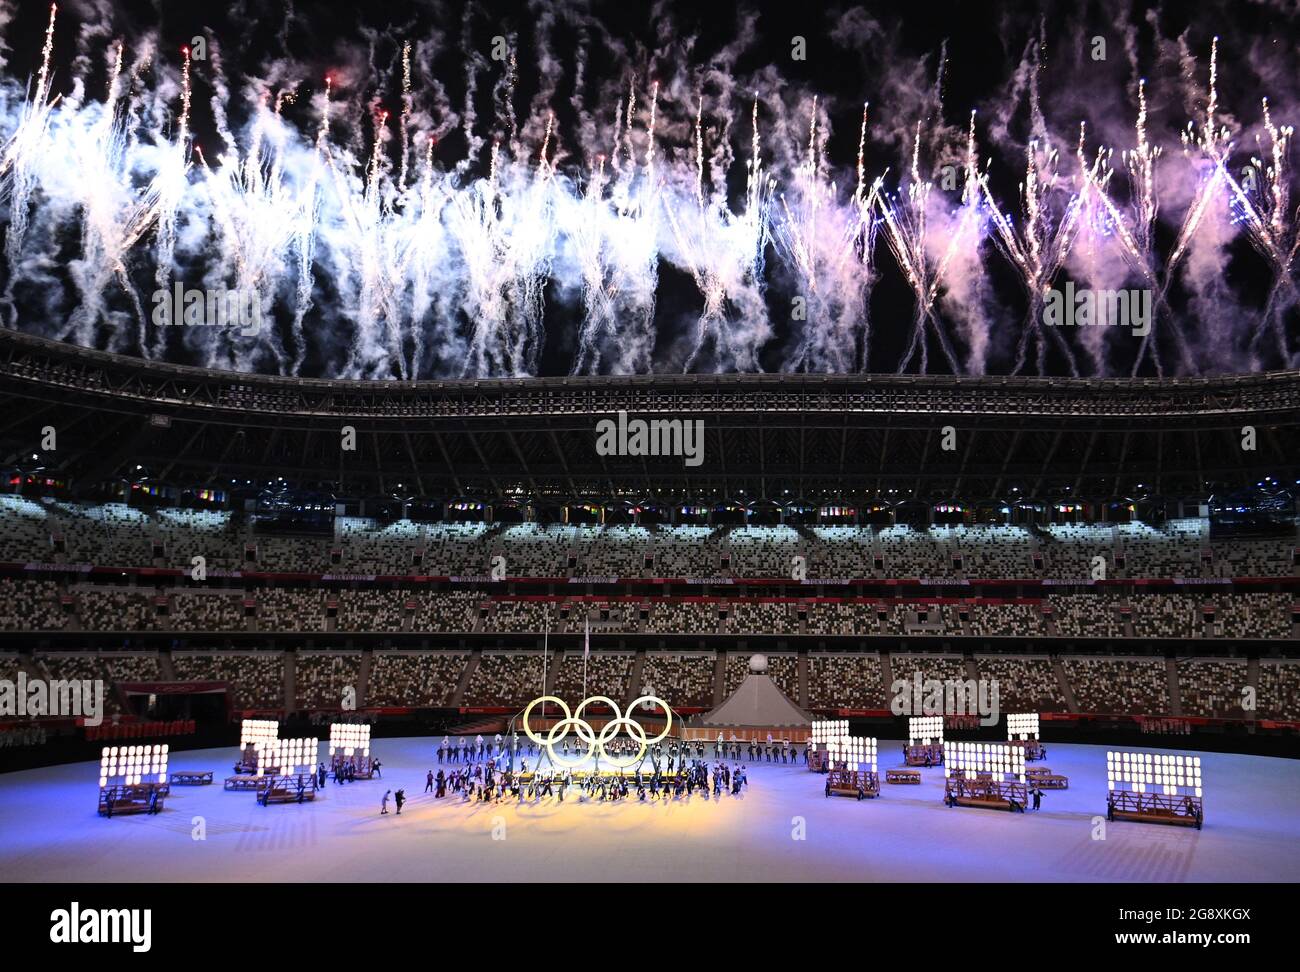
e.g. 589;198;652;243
1107;751;1202;797
99;744;169;789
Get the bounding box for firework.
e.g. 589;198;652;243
0;5;1294;380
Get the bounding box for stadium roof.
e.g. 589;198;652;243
1;330;1298;504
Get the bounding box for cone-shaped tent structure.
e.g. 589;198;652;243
696;667;812;729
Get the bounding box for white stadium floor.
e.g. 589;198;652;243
1;737;1297;882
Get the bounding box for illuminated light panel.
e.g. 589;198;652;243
943;741;1025;782
811;718;849;746
99;744;169;789
329;723;371;758
1007;712;1040;741
255;738;320;778
240;719;280;750
827;735;878;773
908;715;944;746
1106;751;1203;798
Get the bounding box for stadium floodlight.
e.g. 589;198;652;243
1007;712;1040;741
329;723;371;758
908;715;944;746
99;744;169;789
1107;750;1202;798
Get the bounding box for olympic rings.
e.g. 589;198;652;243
520;694;673;770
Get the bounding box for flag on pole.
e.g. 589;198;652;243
542;605;549;696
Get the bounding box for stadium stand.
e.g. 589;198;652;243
34;652;119;714
809;526;876;577
726;526;803;578
294;653;362;710
366;651;466;707
891;654;969;687
0;578;65;629
877;525;952;577
1177;658;1251;719
1217;593;1293;639
1063;657;1170;715
168;592;246;632
0;496;1294;584
414;591;480;633
806;653;885;710
649;527;718;577
639;653;716;708
1257;659;1300;721
0;574;1294;642
973;655;1068;711
1131;594;1202;640
644;601;720;635
494;523;578;577
725;600;801;634
575;525;650;576
0;495;1295;736
1117;520;1202;579
965;602;1046;638
955;525;1035;578
337;589;410;632
551;651;635;701
489;599;557;634
1211;537;1293;578
258;588;328;632
1049;592;1126;638
75;588;157;631
170;651;286;709
462;652;546;708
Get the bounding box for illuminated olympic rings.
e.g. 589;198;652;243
521;695;673;770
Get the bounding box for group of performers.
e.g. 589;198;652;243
324;756;378;785
437;734;508;764
714;735;803;764
433;733;804;769
420;760;751;804
672;760;749;797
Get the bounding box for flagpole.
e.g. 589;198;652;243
583;617;589;698
542;606;549;711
